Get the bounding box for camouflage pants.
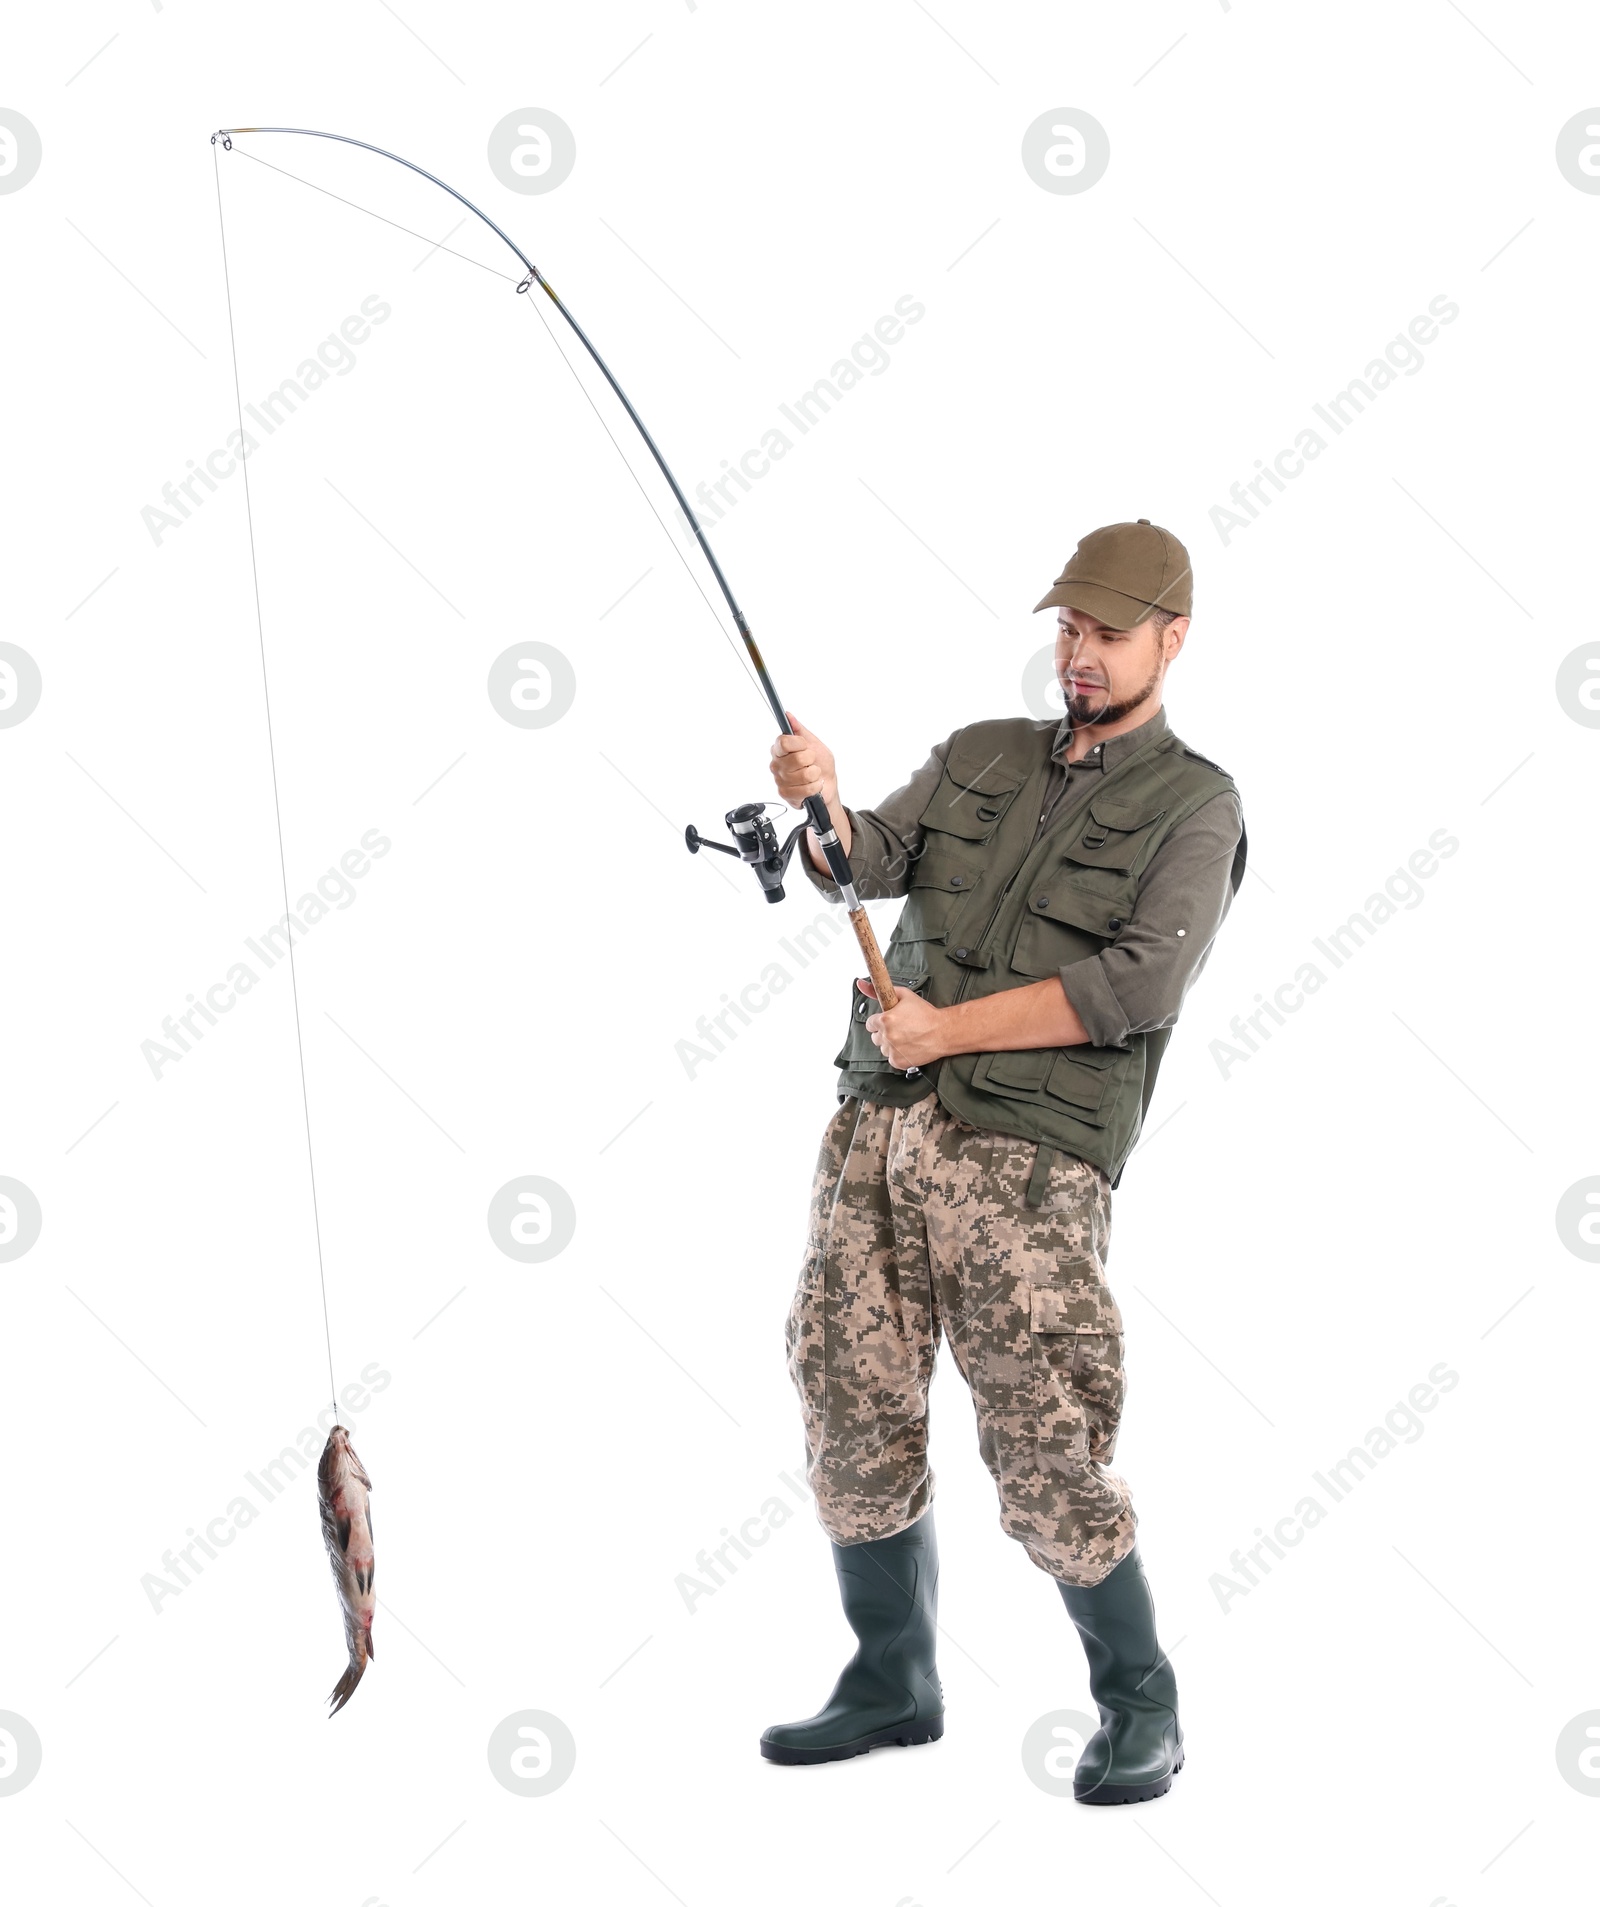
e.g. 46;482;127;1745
785;1095;1136;1587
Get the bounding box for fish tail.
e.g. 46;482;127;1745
327;1657;365;1716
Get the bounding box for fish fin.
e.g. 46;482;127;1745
336;1514;352;1554
327;1658;365;1716
365;1629;376;1662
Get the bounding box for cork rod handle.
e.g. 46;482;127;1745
848;905;898;1012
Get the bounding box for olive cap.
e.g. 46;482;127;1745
1034;518;1193;628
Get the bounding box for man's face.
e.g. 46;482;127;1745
1054;607;1179;728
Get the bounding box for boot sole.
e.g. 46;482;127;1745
760;1718;944;1766
1075;1751;1184;1806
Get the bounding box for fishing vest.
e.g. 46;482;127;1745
831;716;1245;1185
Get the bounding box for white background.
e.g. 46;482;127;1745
2;3;1595;1903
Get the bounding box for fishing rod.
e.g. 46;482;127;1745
210;126;904;1020
211;124;917;1711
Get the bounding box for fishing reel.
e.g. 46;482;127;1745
685;802;809;904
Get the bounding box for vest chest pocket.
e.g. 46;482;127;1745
1069;795;1166;870
1007;792;1159;974
918;763;1024;843
891;762;1024;952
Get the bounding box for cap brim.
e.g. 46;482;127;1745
1032;579;1152;630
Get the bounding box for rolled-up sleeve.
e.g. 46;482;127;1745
1058;791;1244;1048
802;735;955;903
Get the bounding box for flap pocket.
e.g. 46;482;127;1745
891;871;972;945
895;836;986;943
1030;1279;1119;1336
976;1047;1050;1095
1020;876;1136;943
909;854;982;898
917;764;1023;842
1089;796;1165;832
1042;1049;1114;1121
1063;798;1167;872
971;1042;1117;1124
1009;872;1135;975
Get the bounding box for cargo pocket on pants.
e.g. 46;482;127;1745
1029;1279;1125;1467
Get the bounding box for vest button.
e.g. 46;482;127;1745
954;947;970;960
1035;896;1050;910
1107;918;1123;932
950;874;965;887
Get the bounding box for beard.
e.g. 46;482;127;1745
1064;645;1164;729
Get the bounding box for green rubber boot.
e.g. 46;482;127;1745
760;1512;944;1765
1057;1547;1183;1804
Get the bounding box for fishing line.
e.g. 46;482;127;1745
225;136;770;712
230;144;520;283
514;288;771;714
210;126;906;1015
212;143;341;1427
209;134;766;1430
210;122;832;1719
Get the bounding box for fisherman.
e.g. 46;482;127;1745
759;520;1244;1803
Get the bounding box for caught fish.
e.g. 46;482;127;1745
317;1425;376;1715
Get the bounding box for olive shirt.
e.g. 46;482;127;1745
803;705;1243;1054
